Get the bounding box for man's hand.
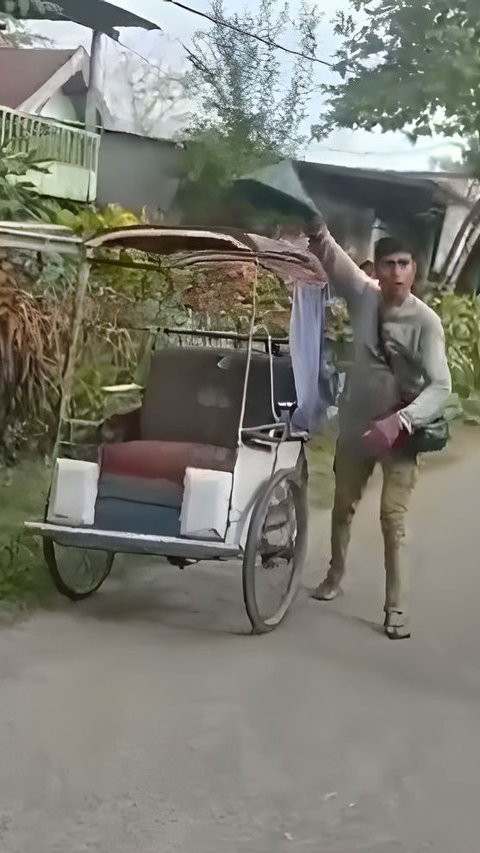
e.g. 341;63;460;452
305;214;325;239
363;412;407;455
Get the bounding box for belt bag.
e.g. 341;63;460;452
403;416;449;454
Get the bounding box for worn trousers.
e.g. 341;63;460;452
327;445;418;613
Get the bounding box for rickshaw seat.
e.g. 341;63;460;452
95;346;296;536
140;346;296;447
94;440;236;536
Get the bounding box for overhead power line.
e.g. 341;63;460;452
159;0;335;68
314;142;460;157
113;37;454;161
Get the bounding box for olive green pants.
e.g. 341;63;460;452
327;445;418;613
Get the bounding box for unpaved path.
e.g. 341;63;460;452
1;429;480;852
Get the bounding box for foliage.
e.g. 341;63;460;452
426;293;480;417
312;0;480;173
180;0;321;221
0;141;61;221
54;203;141;234
0;250;64;463
182;263;290;335
0;0;52;46
120;52;189;140
187;0;320;155
0;456;51;605
325;299;352;344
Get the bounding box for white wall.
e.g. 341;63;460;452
39;91;77;123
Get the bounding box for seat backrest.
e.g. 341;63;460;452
140;346;296;448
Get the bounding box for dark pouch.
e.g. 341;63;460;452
403;416;449;455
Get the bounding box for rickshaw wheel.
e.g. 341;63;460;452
242;461;308;634
44;539;114;601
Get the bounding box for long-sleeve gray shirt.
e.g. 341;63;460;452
311;228;452;445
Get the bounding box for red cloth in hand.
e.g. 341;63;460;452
363;412;407;455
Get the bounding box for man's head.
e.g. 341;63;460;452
374;237;416;303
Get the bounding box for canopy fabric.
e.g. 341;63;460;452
86;226;257;255
0;222;327;287
234;160;321;224
86;226;327;287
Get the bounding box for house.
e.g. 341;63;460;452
0;46;91;122
0;0;161;206
0;44;185;213
96;130;185;221
0;47;100;202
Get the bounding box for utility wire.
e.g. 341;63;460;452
113;37;454;161
159;0;335;68
314;142;460;157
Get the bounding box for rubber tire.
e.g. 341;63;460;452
242;462;308;634
44;538;115;601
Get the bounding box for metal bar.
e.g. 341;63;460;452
0;235;81;255
24;522;241;560
163;327;289;345
52;259;91;463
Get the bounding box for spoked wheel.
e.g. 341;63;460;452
242;462;308;634
44;539;114;601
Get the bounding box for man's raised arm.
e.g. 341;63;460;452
308;224;371;306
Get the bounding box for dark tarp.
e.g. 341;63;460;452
0;1;160;35
234;160;322;226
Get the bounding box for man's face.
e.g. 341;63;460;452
375;252;416;302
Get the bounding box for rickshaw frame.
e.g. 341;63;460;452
1;222;325;632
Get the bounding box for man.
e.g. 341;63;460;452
308;225;451;639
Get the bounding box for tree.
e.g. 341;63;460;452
179;0;321;221
312;0;480;173
0;0;52;45
120;53;189;140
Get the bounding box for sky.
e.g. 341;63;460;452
28;0;460;172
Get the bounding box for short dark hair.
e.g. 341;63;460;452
374;237;415;263
359;259;374;273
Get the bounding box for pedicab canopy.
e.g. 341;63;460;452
84;225;328;288
0;222;329;445
0;221;326;286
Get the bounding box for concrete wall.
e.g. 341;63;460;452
40;91;78;123
96;131;185;218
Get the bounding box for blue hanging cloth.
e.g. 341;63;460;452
290;282;336;434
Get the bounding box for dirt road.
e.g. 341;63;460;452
1;429;480;852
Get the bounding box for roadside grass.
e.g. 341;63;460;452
0;457;52;606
